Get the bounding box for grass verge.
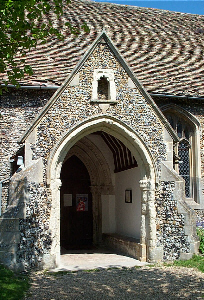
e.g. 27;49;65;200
172;254;204;273
0;264;30;300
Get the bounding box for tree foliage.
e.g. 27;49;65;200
0;0;89;90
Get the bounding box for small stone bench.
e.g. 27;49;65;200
102;233;142;261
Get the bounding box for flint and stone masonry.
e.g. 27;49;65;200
0;31;201;271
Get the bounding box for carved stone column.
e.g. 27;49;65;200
139;177;148;262
146;181;157;262
139;177;156;262
90;186;102;245
49;178;62;266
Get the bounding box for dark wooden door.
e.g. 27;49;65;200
60;155;93;250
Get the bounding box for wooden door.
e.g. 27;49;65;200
60;155;93;250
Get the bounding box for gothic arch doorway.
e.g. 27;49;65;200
48;116;156;265
60;155;93;250
60;137;114;249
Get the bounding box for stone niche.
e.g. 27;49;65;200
92;69;116;103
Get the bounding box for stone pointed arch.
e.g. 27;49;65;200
161;103;200;129
64;137;114;193
48;115;157;266
47;115;156;185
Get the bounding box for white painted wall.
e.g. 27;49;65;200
115;167;141;239
87;133;141;239
102;195;116;233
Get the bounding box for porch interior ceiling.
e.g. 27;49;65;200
95;131;138;173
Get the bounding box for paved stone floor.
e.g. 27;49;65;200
52;247;147;272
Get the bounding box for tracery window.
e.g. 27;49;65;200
178;139;191;197
163;105;200;202
165;112;192;197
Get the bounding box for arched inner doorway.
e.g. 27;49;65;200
60;155;93;250
59;131;143;253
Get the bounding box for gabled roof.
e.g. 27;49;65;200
2;0;204;97
20;31;179;143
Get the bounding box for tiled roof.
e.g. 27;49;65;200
3;0;204;96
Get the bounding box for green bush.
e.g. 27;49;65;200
197;228;204;254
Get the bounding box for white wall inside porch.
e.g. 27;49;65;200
102;167;141;239
87;134;141;239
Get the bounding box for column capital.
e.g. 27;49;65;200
139;176;155;191
50;178;62;191
90;185;103;194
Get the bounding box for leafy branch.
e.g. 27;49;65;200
0;0;89;93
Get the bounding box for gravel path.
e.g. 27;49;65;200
24;266;204;299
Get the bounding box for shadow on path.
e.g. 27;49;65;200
24;266;204;299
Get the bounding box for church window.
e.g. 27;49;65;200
165;113;192;197
178;139;191;197
177;121;182;138
163;106;201;202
